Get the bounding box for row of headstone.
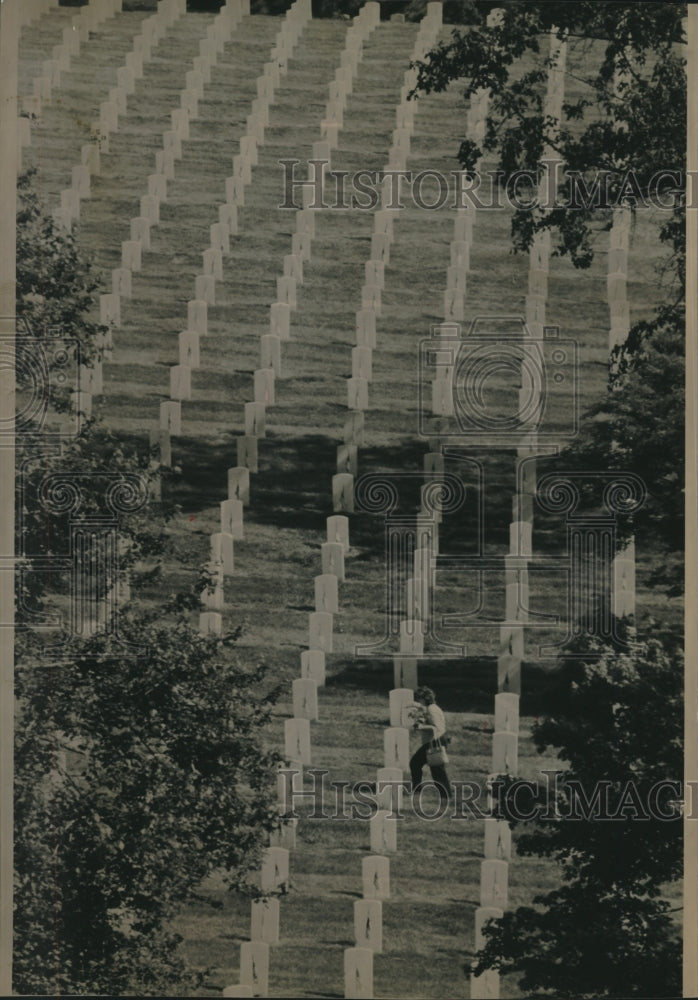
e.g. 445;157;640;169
328;19;447;971
473;25;564;998
184;0;262;633
33;0;122;110
220;70;355;972
184;0;317;584
333;13;444;525
63;1;195;429
462;7;503;148
74;0;255;520
18;4;83;164
154;0;250;478
50;0;186;233
227;13;426;995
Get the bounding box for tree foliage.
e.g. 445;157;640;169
17;168;105;369
14;175;281;994
15;598;282;996
412;2;685;259
413;3;686;587
475;634;683;998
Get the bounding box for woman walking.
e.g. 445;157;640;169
408;686;452;801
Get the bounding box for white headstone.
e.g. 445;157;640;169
332;473;354;513
155;147;176;180
369;810;397;854
321;541;345;581
228;467;250;505
300;649;325;686
237;436;258;473
160;400;181;434
260;847;289;893
277;275;296;308
99;293;120;329
254;368;275;407
370;232;391;265
130;216;150;250
362;855;390;900
211;221;230;255
383;727;409;770
499;621;524;660
276;761;302;814
147;173;167;201
239;941;269;997
314;574;339;614
389;688;414;728
170;364;191;401
484;818;512;861
185;298;207;335
251;898;280;945
121;239;141;272
260;334;281;377
327;515;350;552
179;330;200;368
219;202;238;236
81;141;100;174
308;612;333;653
285;716;312;765
210;532;234;575
291;231;311;263
356;309;377;349
162;129;182;160
292;678;318;721
269;815;297;851
195;274;215;306
112;267;132;297
494;693;519;734
497;653;521;695
347;377;369;411
226;174;245;205
354;900;382;952
492;731;518;775
361;284;381;315
283;252;303;283
199;611;222;635
480;859;508;908
270;302;290;340
220;498;244;540
351;346;373;382
203;246;223;280
376;766;404;812
344;947;373;1000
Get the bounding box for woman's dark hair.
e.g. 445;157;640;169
414;686;436;706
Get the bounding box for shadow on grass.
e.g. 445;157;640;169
328;655;557;716
112;426;566;558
